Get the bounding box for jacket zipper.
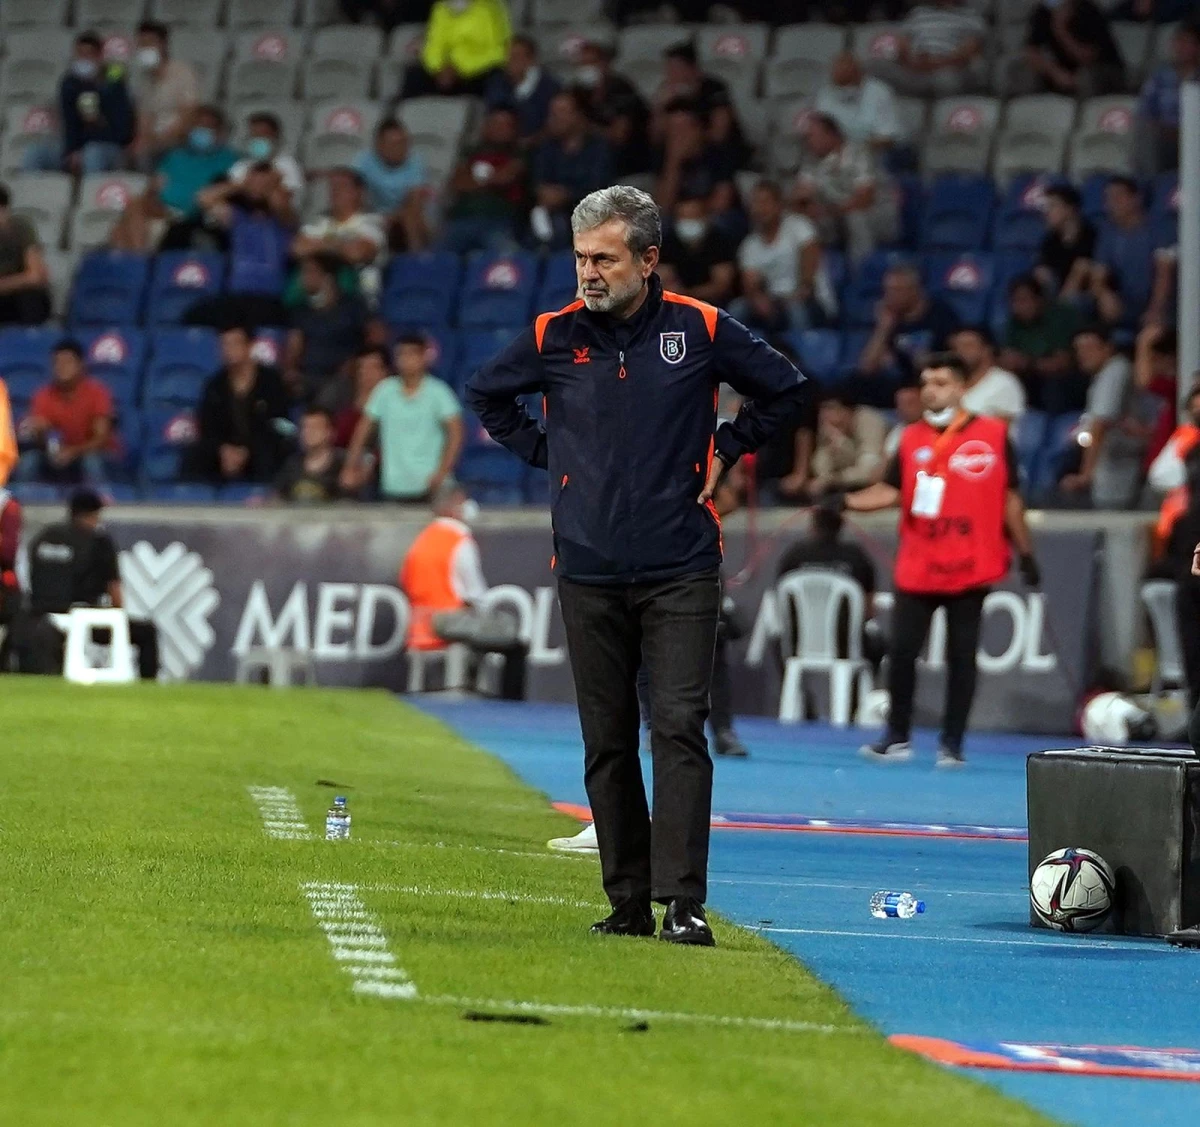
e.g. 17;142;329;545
618;350;626;379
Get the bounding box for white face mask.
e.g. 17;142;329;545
575;65;602;88
923;405;958;428
136;46;162;69
458;499;480;525
674;217;708;242
446;0;470;11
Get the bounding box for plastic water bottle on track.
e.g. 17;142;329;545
870;891;925;919
325;796;351;841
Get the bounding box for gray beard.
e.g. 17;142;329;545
581;279;643;314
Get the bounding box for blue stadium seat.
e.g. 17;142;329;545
992;174;1060;253
1011;409;1048;491
535;252;578;313
219;483;272;503
145;328;220;408
99;483;141;503
1035;410;1084;497
1080;172;1116;224
893;174;924;251
822;249;848;304
147;482;217;503
77;327;147;408
250;328;287;369
786;329;841;383
842;251;916;327
68;251;150;326
920;175;994;252
0;326;59;406
8;482;63;504
990;249;1039;333
838;328;871;378
145;251;226;325
458;445;526;504
140;407;199;483
1150;170;1178;247
410;325;459;385
458;251;540;330
924;252;995;325
381;251;461;328
455;329;519;394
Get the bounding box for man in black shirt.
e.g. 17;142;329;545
575;40;650;178
15;489;159;678
1025;0;1124;97
658;195;737;308
1036;185;1096;298
286;253;371;405
275;406;345;504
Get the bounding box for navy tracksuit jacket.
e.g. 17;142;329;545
465;274;808;584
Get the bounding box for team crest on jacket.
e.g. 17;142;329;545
660;331;686;363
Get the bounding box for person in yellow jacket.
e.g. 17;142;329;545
0;378;16;486
401;0;509;99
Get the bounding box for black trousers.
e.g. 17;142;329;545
887;587;987;750
559;569;720;907
635;633;733;734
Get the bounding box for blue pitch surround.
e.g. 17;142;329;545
419;700;1200;1127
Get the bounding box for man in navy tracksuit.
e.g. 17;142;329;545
467;186;806;946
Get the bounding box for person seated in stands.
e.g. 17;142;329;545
0;185;51;327
868;0;988;97
292;167;388;298
884;381;922;458
341;336;462;505
1035;185;1096;299
400;0;509;99
814;53;903;163
274;406;346;504
23;31;135;177
657;194;737;308
1022;0;1124;97
792;113;898;264
484;35;559;147
1135;17;1200;178
441;105;526;255
352;119;430;253
129;21;199;169
575;39;650;178
15;341;118;485
999;274;1086;415
191;325;294;485
806;392;888;499
650;43;747;175
1087;175;1162;330
228;113;304;207
949;325;1026;424
652;101;740;240
529;90;612;249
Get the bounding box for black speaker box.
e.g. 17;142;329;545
1027;747;1200;937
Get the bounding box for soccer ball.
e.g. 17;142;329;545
1030;847;1116;932
1080;691;1157;744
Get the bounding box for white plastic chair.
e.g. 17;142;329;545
776;570;872;727
406;644;468;693
52;607;136;685
1141;580;1186;694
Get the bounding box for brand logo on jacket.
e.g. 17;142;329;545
572;347;590;365
948;439;997;480
660;332;686;364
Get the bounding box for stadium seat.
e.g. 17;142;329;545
893;173;924;250
1112;21;1153;85
250;328;287;368
381;251;462;329
219;483;274;503
227;0;297;29
0;103;59;176
387;23;426;62
1;32;71;103
9;172;71;250
68;251;150;326
457;445;527;506
536;253;578;313
76;0;146;28
787;329;841;383
9;482;64;504
412;326;459;385
616;24;692;65
1011;409;1048;491
305;26;383;99
98;482;141;503
303;100;381;171
145;328;220;408
850;22;904;64
535;24;616;75
842;250;916;327
71;173;148;251
140;408;200;483
920;174;995;251
299;0;341;26
991;174;1059;253
767;98;812;177
1079;172;1113;223
398;97;473;182
145;252;227;326
532;0;605;21
458;253;540;330
924;252;996;325
1149;19;1180;67
1068;96;1135;180
77;327;147;408
894;97;928;145
43;248;75;320
149;0;224;28
0;0;69;28
229;30;301;102
990;248;1039;331
772;23;845;70
837;328;872;379
991;94;1074;184
922;97;1000;177
0;326;58;407
148;482;218;503
456;330;519;393
696;23;768;90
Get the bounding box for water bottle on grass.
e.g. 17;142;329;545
870;891;925;919
325;796;351;841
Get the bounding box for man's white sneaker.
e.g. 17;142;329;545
859;738;913;763
936;745;966;769
548;822;599;852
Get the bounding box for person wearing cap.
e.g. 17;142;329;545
13;489;159;679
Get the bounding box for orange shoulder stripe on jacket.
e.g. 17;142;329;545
534;299;585;352
662;291;718;341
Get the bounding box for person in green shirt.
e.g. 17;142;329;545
998;273;1088;415
341;335;463;503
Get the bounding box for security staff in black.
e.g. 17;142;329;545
467;186;806;945
16;489;159;678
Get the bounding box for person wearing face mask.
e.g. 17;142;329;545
228;113;304;205
130;21;199;168
23;31;135;177
574;40;651;179
839;352;1039;768
657;195;737;308
814;54;903;160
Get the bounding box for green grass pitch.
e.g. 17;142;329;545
0;681;1057;1125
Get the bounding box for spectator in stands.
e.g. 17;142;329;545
286;253;373;405
23;32;135;177
814;53;903;159
884;381;923;457
14;341;117;485
341;335;463;504
869;0;988;96
1089;175;1160;329
0;186;51;327
333;344;388;450
352;120;429;254
949;325;1027;423
401;0;510;99
229;113;304;206
1000;274;1086;414
1136;17;1200;179
730;180;834;332
192;325;294;485
275;407;346;504
1062;324;1152;508
806;392;888;497
653;102;738;234
657;195;737;308
575;40;651;178
853;264;959;404
651;43;747;172
529;91;612;249
1022;0;1125;97
793;113;898;264
292;168;387;292
130;21;199;167
484;35;559;146
442;105;525;254
1036;185;1096;298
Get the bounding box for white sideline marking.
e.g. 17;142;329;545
300;881;417;999
383;840;592;862
754;926;1172;952
711;877;1028;898
247;786;313;840
364;884;599;909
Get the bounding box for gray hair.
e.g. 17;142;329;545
571;185;661;257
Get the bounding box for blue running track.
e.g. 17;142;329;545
419;699;1200;1127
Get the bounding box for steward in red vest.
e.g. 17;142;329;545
839;352;1040;768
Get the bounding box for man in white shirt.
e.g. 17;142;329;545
815;54;903;156
292;167;387;302
949;326;1026;423
229;112;304;204
730;179;836;332
869;0;988;97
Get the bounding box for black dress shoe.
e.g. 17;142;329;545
659;897;715;947
590;900;655;937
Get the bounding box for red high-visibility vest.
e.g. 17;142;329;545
398;519;470;650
